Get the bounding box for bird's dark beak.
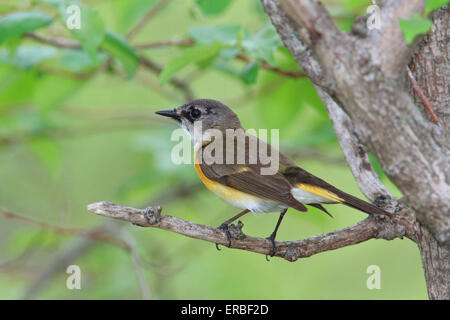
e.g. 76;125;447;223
155;109;181;122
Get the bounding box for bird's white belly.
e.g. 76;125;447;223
212;188;286;214
291;187;335;204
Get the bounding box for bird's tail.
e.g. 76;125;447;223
337;190;391;216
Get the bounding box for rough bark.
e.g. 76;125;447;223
261;0;449;299
87;201;411;262
408;6;450;301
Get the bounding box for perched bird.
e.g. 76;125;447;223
155;99;390;257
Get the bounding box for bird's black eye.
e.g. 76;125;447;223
190;107;201;120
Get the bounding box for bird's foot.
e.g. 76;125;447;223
215;221;245;251
216;223;232;250
265;233;277;261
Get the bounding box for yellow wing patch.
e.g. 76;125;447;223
295;184;344;202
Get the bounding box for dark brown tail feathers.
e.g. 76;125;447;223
339;191;391;216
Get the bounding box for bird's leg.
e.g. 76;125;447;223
266;209;287;260
216;209;250;250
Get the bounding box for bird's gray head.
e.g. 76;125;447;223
155;99;242;140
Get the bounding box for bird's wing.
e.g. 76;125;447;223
199;161;307;212
197;134;306;212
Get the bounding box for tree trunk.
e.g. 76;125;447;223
407;7;449;300
261;0;449;299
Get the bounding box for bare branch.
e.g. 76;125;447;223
315;88;395;207
0;207;128;249
87;201;411;262
24;33;81;49
134;39;195;49
367;0;424;77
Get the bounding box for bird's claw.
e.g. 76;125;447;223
265;233;277;261
216;223;232;250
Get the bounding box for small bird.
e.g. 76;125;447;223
156;99;390;257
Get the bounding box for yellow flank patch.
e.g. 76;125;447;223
194;162;252;200
194;162;217;190
295;184;344;202
194;148;263;209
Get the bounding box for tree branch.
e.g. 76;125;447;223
87;201;410;262
23;32;195;101
314;87;396;207
0;207;128;249
126;0;173;40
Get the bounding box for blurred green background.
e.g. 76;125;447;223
0;0;426;299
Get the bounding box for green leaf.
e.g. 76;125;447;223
195;0;232;15
159;43;222;85
258;75;324;130
212;59;241;78
0;46;57;69
425;0;449;15
220;47;241;60
242;25;281;65
259;78;303;129
100;31;139;78
0;66;39;108
67;6;105;61
399;14;433;44
0;4;15;15
240;61;259;84
0;11;53;45
4;36;21;55
189;25;244;45
58;49;107;72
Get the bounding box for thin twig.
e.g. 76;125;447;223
139;56;195;100
235;53;306;78
24;33;81;49
136;39;306;78
406;66;440;126
0;208;128;249
121;230;152;300
126;0;173;40
23;32;195;101
25;32;304;81
21;223;122;300
134;39;195;49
